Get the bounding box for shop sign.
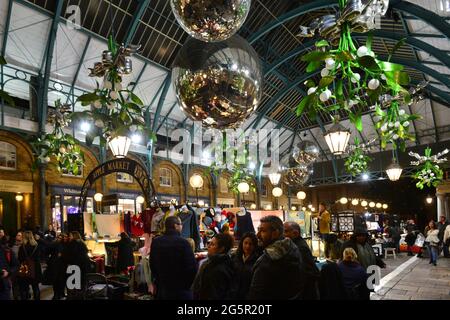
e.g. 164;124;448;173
79;158;155;214
107;191;140;200
0;180;33;193
217;198;235;205
102;194;119;206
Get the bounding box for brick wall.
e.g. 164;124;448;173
0;130;39;228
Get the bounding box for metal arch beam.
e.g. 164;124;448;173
14;0;169;72
38;0;64;133
151;73;172;132
308;128;329;161
259;33;450;134
251;71;318;130
259;113;300;151
156;101;177;133
397;12;421;146
391;0;450;39
130;63;147;93
378;56;450;89
264;39;316;76
429;100;439;142
353;31;450;71
266;32;450;80
248;0;335;44
316;116;338;181
249;0;450;46
253;55;450;138
1;0;13;126
66;36;91;105
425;85;450;104
145;75;169;112
1;0;13;57
431;97;450;109
124;0;151;46
264;56;450;115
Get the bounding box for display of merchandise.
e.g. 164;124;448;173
339;215;354;232
234;208;255;240
131;213;144;236
141;208;156;234
124;211;132;236
177;205;201;250
151;208;165;234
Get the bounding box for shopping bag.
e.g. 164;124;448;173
414;234;425;248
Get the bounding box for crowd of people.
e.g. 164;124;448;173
1;212;449;301
148;215;383;300
402;216;450;265
0;224;95;300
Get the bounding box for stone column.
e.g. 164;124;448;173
445;195;449;221
437;192;446;221
38;163;47;228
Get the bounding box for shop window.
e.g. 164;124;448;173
261;183;268;197
159;168;172;187
0;141;16;170
62;166;83;177
220;177;228;193
117;172;133;183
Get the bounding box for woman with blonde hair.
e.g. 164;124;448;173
337;248;369;300
18;231;42;300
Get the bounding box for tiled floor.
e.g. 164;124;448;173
371;254;450;300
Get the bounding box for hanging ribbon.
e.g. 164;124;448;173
347;137;377;153
409;148;449;166
297;0;389;44
89;43;141;77
379;81;428;108
47;100;72;126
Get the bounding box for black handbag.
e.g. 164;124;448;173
17;246;37;280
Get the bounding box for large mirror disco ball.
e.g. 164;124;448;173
172;35;262;129
170;0;251;42
282;165;311;186
292;140;320;166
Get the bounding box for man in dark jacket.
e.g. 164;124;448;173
284;221;320;300
340;228;386;271
116;232;135;273
0;244;19;300
438;216;449;257
150;216;197;300
248;216;304;300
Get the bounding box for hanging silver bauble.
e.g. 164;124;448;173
292;140;320;166
282;164;310;186
172;35;263;129
170;0;251;42
102;50;113;64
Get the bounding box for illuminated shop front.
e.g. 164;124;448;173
49;185;94;233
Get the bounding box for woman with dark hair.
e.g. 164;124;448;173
425;220;439;266
45;233;68;299
192;233;235;300
231;232;261;299
116;232;135;273
62;231;91;294
18;231;42;300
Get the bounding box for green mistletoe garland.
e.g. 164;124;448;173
204;134;256;194
31;99;84;174
296;0;421;149
72;36;156;146
410;147;448;189
374;101;419;151
345;137;372;176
